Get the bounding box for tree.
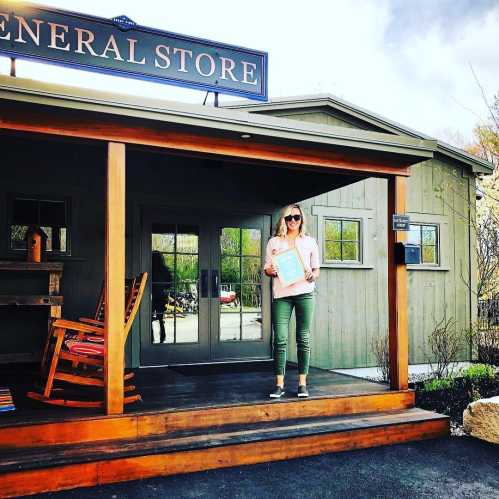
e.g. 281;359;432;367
468;92;498;301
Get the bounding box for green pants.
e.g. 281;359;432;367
272;292;314;376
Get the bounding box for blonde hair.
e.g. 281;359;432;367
274;204;307;237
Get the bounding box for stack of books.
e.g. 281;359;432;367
0;387;15;412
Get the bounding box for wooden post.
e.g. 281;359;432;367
105;142;126;414
387;176;409;390
48;270;62;328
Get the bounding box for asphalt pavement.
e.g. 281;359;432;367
31;436;499;499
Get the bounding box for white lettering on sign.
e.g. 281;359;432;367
14;16;44;45
220;56;238;81
100;34;124;61
0;13;10;41
195;52;215;77
0;12;265;97
154;44;171;68
127;38;146;65
241;61;258;85
173;47;193;73
48;22;70;51
75;28;98;56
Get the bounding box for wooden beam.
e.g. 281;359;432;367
387;176;409;390
0;104;413;177
105;142;126;415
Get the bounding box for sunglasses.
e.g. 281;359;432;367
284;214;302;222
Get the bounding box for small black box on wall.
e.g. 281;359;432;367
394;242;420;265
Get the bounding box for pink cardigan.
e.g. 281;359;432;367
264;234;320;299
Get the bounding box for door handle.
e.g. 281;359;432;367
211;270;219;298
201;269;208;298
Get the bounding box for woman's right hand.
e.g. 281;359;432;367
266;263;278;277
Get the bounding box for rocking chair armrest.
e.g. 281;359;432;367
52;319;104;335
79;318;105;326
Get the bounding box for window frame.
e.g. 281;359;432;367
7;193;72;257
407;223;439;266
312;206;374;269
323;217;362;264
406;213;450;272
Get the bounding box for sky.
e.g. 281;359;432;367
1;0;498;146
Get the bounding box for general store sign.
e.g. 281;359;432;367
0;2;268;100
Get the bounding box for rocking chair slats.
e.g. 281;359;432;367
28;272;148;408
53;319;105;335
40;279;133;372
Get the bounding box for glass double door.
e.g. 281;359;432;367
141;208;272;366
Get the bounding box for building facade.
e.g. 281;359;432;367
0;82;492;371
228;95;492;369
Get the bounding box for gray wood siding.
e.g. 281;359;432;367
284;157;475;369
271;107;476;368
265;109;391;133
279;111;360;129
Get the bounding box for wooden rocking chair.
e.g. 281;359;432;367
28;272;148;408
40;278;134;372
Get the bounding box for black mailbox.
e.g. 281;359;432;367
394;243;420;265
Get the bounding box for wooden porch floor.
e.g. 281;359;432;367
1;361;388;426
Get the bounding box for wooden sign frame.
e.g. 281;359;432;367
272;247;306;287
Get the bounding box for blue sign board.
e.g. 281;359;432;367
392;214;410;231
0;2;268;101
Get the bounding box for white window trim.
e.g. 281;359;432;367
312;206;374;269
406;212;450;271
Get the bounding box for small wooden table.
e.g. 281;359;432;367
0;261;64;331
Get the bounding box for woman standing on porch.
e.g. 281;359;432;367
263;204;320;398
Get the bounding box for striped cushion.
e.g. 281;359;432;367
65;339;105;356
85;335;104;343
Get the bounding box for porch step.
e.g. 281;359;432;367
0;390;416;450
0;407;449;498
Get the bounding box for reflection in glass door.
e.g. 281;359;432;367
141;210;210;366
211;216;272;362
141;209;271;366
151;224;199;345
219;227;263;342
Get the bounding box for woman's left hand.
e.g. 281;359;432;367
305;270;316;282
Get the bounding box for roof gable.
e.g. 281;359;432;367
224;95;494;174
254;108;392;134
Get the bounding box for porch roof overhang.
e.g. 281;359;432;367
0;76;436;177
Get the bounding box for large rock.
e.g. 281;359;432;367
463;396;499;444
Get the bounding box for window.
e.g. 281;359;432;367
9;196;70;255
312;206;374;269
324;218;361;263
408;224;438;265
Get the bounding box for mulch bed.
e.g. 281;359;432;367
413;374;499;424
